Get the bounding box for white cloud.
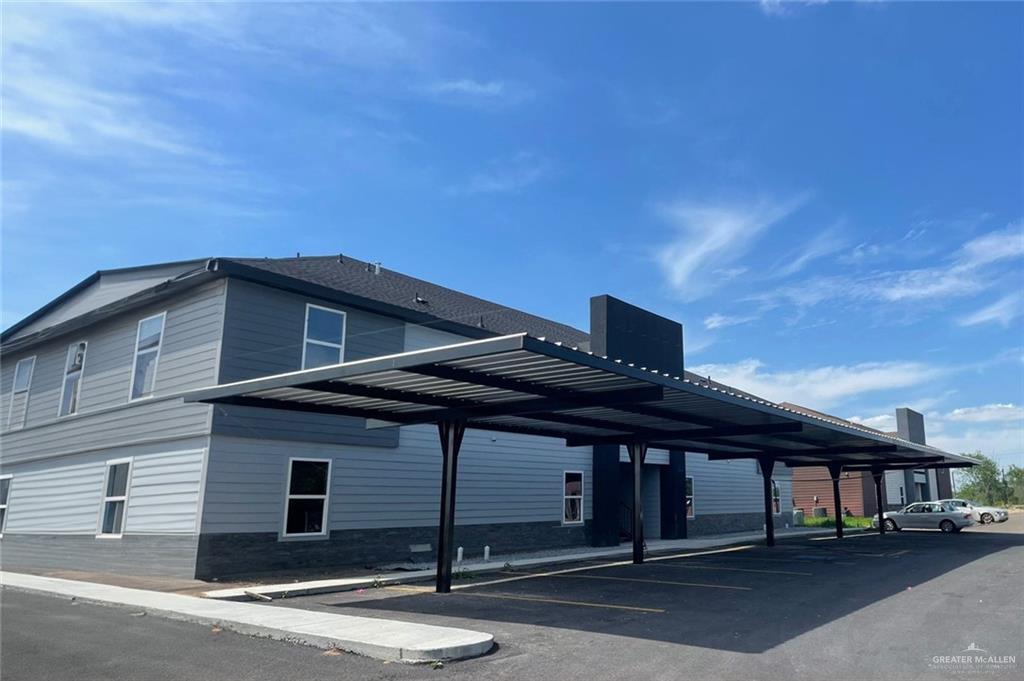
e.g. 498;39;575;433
688;358;942;409
944;403;1024;423
655;194;808;301
704;313;758;330
773;224;845;278
848;413;896;432
447;152;551;196
958;293;1024;328
958;223;1024;268
423;78;534;106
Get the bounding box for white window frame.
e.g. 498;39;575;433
301;304;347;369
128;312;167;401
6;356;36;430
771;478;782;515
58;341;88;418
281;457;332;539
686;475;695;518
96;458;133;538
0;474;12;537
562;470;584;525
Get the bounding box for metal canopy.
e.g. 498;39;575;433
184;333;972;468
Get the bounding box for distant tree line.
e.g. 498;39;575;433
954;452;1024;506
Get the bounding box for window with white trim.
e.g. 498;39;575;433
302;304;346;369
129;313;166;400
284;458;331;536
98;460;131;537
59;341;87;417
0;475;12;535
563;471;583;524
7;356;35;430
686;476;695;518
771;479;781;514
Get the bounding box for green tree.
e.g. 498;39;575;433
954;452;1010;505
1005;465;1024;506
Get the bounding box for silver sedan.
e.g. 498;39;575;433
872;501;976;533
940;498;1009;524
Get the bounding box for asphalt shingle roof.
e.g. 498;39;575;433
227;255;591;346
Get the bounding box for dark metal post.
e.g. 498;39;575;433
435;420;466;593
627;442;648;564
758;456;776;547
872;468;886;536
827;463;844;539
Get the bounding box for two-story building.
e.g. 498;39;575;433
0;255;793;580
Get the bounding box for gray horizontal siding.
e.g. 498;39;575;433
0;535;200;578
202;428;594;534
0;279;224;437
685;452;792;518
211;279;404;448
1;437;208;535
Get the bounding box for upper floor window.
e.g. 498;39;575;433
130;313;166;400
563;471;583;524
58;341;87;417
7;357;35;430
302;304;346;369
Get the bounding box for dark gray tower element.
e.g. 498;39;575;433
589;295;683;373
589;295;687;545
896;408;926;444
896;408;929;503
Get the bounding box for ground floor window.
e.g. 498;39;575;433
0;475;11;534
284;458;332;536
771;479;781;514
563;471;583;524
98;460;131;537
686;476;695;518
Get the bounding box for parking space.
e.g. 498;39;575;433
260;517;1023;680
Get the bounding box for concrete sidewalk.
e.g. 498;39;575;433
0;571;493;663
205;525;853;601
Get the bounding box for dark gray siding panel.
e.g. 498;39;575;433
0;535;199;578
211;279;404;448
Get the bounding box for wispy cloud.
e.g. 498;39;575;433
688;357;943;409
703;313;758;330
772;223;846;278
422;78;535;106
447;152;551;196
944;403;1024;423
759;0;830;17
655;194;809;301
958;292;1024;328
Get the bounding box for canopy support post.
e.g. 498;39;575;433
872;467;886;536
627;442;648;564
435;419;466;593
827;462;844;539
758;456;776;547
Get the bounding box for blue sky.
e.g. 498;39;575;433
2;2;1022;466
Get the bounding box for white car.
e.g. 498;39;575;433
873;501;975;533
941;498;1009;524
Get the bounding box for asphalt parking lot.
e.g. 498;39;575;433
3;518;1022;681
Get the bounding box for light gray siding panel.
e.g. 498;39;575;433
619;445;669;466
211;279;404;448
686;452;792;519
0;535;200;578
0;398;211;465
1;437;207;535
203;428;594;534
11;261;207;340
2;279;224;433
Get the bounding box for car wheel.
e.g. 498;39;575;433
883;519;898;531
940;519;956;533
981;513;993;524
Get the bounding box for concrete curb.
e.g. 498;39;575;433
1;571;493;663
205;526;856;601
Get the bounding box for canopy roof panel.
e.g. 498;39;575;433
184;334;975;469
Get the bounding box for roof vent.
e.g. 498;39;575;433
414;293;428;305
337;253;344;263
366;262;382;274
296;252;301;258
478;315;486;328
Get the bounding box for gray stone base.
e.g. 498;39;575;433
686;512;789;537
196;521;593;580
0;534;199;579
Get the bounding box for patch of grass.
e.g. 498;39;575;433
803;515;874;529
